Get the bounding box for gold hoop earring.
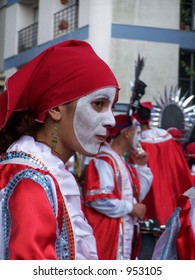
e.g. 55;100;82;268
51;122;59;151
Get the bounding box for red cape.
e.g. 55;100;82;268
141;138;193;225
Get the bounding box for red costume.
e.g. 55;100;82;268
152;186;195;259
84;146;122;260
139;127;193;225
83;144;152;259
133;102;193;226
0;149;74;259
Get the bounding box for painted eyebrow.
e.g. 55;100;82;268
92;93;111;100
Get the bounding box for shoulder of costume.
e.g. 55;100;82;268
0;151;57;201
96;145;120;172
139;128;172;143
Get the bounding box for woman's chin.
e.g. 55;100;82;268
83;147;100;157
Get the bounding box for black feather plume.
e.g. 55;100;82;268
127;54;147;115
135;54;145;80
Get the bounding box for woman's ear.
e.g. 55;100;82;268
48;106;62;121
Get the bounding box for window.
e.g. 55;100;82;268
17;3;39;53
179;49;195;100
33;6;38;23
180;0;195;30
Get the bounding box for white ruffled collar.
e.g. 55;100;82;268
7;135;80;195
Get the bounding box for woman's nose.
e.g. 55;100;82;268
103;113;116;128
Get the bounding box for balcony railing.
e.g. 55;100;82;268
18;22;38;53
54;1;78;38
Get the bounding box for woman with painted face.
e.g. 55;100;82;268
0;40;119;260
83;114;153;260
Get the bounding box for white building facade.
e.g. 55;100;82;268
0;0;195;104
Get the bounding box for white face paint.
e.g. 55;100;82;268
73;87;116;155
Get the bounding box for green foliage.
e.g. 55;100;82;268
181;60;195;78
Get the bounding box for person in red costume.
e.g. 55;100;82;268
152;185;195;259
83;114;153;260
0;40;120;260
133;102;193;228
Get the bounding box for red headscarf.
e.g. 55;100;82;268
0;40;119;129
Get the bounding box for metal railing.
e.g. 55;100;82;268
17;1;79;52
54;1;78;38
18;22;38;53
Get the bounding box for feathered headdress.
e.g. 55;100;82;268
127;54;147;115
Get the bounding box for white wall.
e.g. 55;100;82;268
110;39;179;103
88;0;113;64
79;0;89;27
109;0;180;103
0;4;6;70
113;0;180;29
4;3;35;59
4;5;18;59
38;0;54;44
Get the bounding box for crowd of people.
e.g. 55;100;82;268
0;39;195;260
132;102;195;259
